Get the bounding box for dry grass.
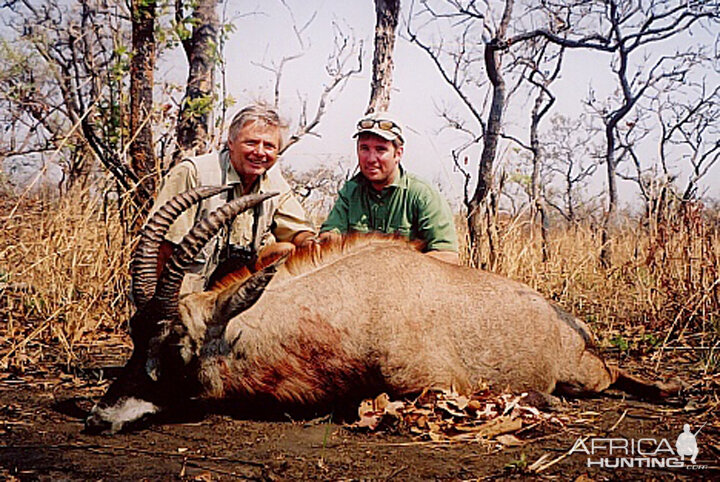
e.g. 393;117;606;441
457;203;720;361
0;188;133;370
1;187;718;373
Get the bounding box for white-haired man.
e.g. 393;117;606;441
149;103;316;294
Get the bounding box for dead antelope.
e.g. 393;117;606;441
85;186;678;433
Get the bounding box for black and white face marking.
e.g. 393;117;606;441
86;397;159;434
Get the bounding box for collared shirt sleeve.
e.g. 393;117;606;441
414;185;458;252
265;169;316;242
320;183;351;234
147;161;198;245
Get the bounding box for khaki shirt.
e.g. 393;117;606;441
149;150;314;292
151;150;314;248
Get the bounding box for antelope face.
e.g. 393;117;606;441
85;189;279;434
85;308;202;433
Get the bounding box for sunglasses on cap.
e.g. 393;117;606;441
356;118;402;134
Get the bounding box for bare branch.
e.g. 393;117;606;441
282;23;363;153
252;52;305;108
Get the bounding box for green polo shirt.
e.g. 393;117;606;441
321;168;458;252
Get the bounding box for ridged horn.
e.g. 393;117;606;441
154;192;279;317
215;261;281;324
131;185;233;308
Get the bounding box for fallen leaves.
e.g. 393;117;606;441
348;388;566;444
354;393;405;430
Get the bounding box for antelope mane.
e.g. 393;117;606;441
210;233;420;292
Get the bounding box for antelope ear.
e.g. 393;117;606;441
214;260;282;322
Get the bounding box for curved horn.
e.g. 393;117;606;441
154;192;279;317
131;185;233;308
215;261;281;324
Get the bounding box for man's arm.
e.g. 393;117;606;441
265;168;317;244
319;185;351;238
415;185;460;264
143;163;198;277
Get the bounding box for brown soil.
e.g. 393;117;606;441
0;339;718;481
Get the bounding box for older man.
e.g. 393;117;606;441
320;112;459;264
150;103;315;294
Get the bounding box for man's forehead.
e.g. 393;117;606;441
240;119;278;131
236;120;281;142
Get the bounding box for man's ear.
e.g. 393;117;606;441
395;144;404;160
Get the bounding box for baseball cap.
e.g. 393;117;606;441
353;112;405;144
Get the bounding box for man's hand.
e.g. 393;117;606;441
294;230;343;248
317;231;342;245
292;231;317;248
255;242;296;270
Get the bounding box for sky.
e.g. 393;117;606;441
211;0;490;204
4;0;718;209
177;0;718;213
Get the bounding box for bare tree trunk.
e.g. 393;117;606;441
470;39;505;209
528;45;562;263
367;0;400;113
600;123;619;267
530;96;549;263
539;201;549;262
130;0;157;231
467;0;514;267
175;0;219;158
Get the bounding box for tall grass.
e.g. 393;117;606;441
1;187;718;372
458;202;719;354
1;188;132;369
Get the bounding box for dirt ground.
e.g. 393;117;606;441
0;337;718;481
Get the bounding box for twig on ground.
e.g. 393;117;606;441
0;320;51;367
528;436;588;473
182;460;260;480
384;464;408;480
607;409;628;432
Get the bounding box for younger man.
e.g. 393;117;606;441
320;112;458;264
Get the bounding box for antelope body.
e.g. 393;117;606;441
86;187;677;433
